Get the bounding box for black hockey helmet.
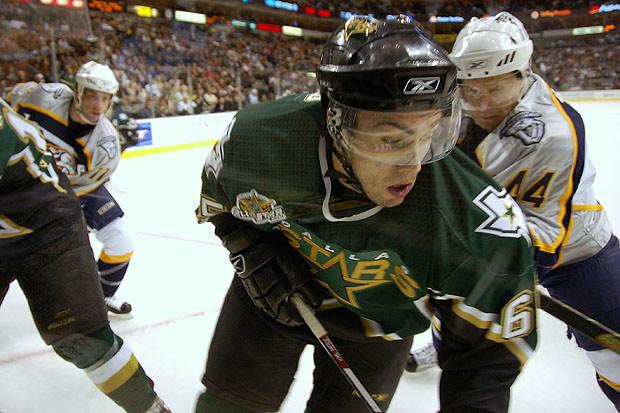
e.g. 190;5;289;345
319;15;461;167
317;14;458;112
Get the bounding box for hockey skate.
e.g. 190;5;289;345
405;342;438;373
104;296;133;319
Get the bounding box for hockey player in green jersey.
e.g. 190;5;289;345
195;15;537;413
0;98;170;412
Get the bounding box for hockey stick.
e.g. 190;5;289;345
290;294;385;413
537;288;620;355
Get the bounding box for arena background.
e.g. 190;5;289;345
1;1;619;412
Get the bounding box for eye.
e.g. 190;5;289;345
381;136;402;145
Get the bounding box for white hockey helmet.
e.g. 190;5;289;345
75;61;119;101
74;61;119;124
449;12;533;80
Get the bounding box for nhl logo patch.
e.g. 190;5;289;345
473;186;531;244
231;189;286;224
500;111;545;146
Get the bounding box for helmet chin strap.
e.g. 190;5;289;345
324;129;367;196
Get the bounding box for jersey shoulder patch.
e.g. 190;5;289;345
500;111;545;146
231;189;287;224
473;185;531;244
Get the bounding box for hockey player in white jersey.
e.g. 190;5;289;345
10;61;134;317
408;12;620;410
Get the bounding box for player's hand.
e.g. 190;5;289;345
210;213;323;326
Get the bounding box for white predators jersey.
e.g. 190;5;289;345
10;82;120;196
467;74;612;271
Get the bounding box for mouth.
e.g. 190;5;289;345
387;182;413;199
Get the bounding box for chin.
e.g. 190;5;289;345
377;196;405;208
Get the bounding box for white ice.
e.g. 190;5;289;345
1;100;619;412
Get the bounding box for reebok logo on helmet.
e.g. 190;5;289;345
466;60;488;69
403;77;440;95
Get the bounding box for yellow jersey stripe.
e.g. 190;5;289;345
16;102;68;126
97;354;140;394
573;204;603;211
534;86;579;254
597;372;620;391
100;250;133;264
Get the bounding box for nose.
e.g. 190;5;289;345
395;163;422;175
469;92;493;110
94;96;107;111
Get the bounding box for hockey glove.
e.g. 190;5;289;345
210;213;323;327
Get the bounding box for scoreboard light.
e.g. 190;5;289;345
256;22;281;32
40;0;84;7
540;9;572;17
264;0;298;12
572;25;604;35
174;10;206;24
134;5;157;17
590;4;620;13
282;25;303;37
434;16;465;23
88;0;124;12
232;19;248;28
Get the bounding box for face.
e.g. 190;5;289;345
77;89;112;124
458;72;523;131
342;110;439;208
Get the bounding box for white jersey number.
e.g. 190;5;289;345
501;290;534;339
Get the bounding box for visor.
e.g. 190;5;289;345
457;75;524;111
327;99;461;165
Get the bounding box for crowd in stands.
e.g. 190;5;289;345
264;0;614;20
533;32;620;91
1;1;618;119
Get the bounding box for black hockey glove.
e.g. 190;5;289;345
210;213;323;327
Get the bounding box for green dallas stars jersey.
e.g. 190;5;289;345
0;98;82;258
197;93;537;356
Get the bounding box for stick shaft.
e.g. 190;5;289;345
538;288;620;354
290;294;384;413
